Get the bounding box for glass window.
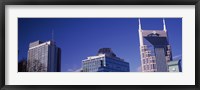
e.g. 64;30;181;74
146;65;149;70
152;64;156;69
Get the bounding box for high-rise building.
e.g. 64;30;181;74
82;48;130;72
168;59;182;72
138;18;172;72
27;40;61;72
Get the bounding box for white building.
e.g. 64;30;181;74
27;40;61;72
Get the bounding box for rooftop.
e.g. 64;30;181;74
97;48;116;57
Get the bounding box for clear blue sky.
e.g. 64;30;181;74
18;18;182;72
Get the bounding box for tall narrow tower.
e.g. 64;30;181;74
138;18;172;72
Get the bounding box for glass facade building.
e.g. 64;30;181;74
138;19;172;72
168;59;182;72
82;48;130;72
27;40;61;72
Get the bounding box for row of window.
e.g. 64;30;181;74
83;59;103;65
106;64;129;71
106;61;129;68
143;64;157;70
83;58;103;63
83;62;101;68
82;67;99;72
106;58;128;66
82;59;104;72
142;58;156;64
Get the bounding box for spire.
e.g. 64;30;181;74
138;18;143;45
138;18;142;30
163;18;167;32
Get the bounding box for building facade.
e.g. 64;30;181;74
138;19;172;72
82;48;130;72
168;59;182;72
27;40;61;72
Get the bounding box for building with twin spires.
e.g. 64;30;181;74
138;19;172;72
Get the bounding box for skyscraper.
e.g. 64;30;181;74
27;40;61;72
82;48;130;72
138;18;172;72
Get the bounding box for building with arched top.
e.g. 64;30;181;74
138;19;172;72
82;48;130;72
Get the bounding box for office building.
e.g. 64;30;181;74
27;40;61;72
138;18;172;72
168;59;182;72
82;48;130;72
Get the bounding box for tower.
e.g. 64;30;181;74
138;18;172;72
27;40;61;72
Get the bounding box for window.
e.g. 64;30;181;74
142;53;145;58
143;59;145;64
146;65;149;70
144;65;146;70
152;64;156;69
152;60;155;63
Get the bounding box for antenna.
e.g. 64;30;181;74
52;29;54;42
138;18;142;30
163;18;167;31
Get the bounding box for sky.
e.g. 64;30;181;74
18;18;182;72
